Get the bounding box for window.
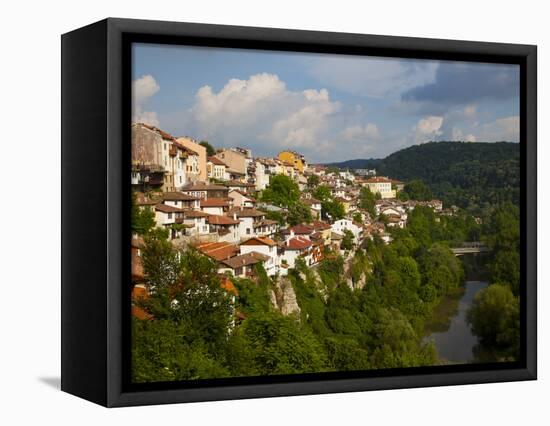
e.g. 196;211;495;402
247;228;251;235
168;213;172;219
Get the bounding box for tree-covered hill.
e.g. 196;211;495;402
324;158;381;170
376;142;520;211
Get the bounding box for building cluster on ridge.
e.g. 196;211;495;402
131;122;444;285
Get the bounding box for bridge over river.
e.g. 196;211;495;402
450;242;490;256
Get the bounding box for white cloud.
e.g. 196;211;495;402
451;127;477;142
477;116;519;142
132;75;160;126
308;56;438;98
413;116;443;143
185;73;350;158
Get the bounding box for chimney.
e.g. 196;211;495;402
290;229;295;238
233;213;237;221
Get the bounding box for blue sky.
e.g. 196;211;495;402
132;43;519;162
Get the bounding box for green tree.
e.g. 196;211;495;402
483;203;520;294
261;174;300;207
352;212;363;224
467;284;520;359
287;201;313;226
312;185;332;202
229;312;328;375
358;187;377;218
131;192;155;235
199;140;216;156
132;319;229;382
322;200;345;221
341;229;355;250
307;174;320;189
404;179;433;201
141;229;180;290
265;210;286;226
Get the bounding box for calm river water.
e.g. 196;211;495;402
424;280;489;364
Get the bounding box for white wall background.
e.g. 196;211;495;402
0;0;546;423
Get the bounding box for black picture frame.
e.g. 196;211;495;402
61;17;537;407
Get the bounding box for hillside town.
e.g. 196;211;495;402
131;122;446;293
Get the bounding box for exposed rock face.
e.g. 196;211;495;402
354;273;367;290
343;252;369;291
270;277;301;318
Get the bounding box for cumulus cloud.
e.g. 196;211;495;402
413;116;444;143
132;74;160;126
476;116;519;142
451;127;477;142
308;56;438;98
182;73;354;159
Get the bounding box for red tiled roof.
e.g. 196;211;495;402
181;182;228;191
207;215;240;225
200;198;230;207
227;208;266;218
135;192;159;206
196;242;239;261
241;236;277;246
284;236;312;250
155;203;183;213
286;224;314;235
208;156;227;166
163;192;200;201
221;252;270;269
311;220;331;231
183;210;209;218
365;176;392;183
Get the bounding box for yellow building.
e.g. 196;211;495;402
278;150;307;173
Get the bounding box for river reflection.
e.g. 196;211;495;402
424;280;488;364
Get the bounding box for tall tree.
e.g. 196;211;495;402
403;179;433;201
199;140;216;156
358;187;377;218
287;202;313;226
131;192;155;235
307;174;320;189
260;174;300;207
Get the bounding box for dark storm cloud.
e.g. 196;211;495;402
401;62;519;105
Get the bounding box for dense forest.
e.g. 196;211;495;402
324;158;381;170
377;142;520;211
328;142;520;212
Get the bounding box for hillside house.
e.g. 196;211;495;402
239;236;279;276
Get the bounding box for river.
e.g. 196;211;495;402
424;280;489;364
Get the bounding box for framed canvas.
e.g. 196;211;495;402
61;18;537;407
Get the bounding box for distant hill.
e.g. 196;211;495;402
324;158;381;169
377;141;520;210
326;141;520;211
